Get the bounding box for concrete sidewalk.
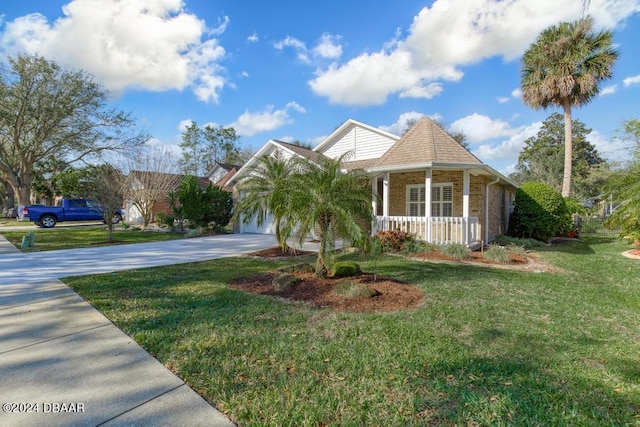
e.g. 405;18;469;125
0;233;295;426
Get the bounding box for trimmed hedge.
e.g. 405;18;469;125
508;181;569;242
331;261;362;278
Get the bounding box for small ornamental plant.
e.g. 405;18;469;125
375;230;414;252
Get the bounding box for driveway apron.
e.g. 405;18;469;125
0;233;282;426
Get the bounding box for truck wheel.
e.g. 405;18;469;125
112;213;122;224
40;215;57;228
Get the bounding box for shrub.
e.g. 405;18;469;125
333;280;381;299
508;182;570;242
483;244;511;263
507;244;528;257
155;212;175;229
494;235;543;249
401;239;438;255
331;261;362;278
171;175;233;229
440;243;471;260
375;230;414;252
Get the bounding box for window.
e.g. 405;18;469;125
406;185;425;217
406;183;453;217
431;183;453;217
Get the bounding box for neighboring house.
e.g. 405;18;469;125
205;163;239;191
229;117;517;245
124;171;211;224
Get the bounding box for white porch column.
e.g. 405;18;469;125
371;177;378;215
383;173;389;217
425;168;432;242
371;177;378;235
463;170;470;244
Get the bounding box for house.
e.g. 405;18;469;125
124;171;212;224
205;163;239;191
229;117;517;245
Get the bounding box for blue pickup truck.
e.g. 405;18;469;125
18;198;124;228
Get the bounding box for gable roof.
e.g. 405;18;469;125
227;139;330;187
277;140;328;164
313;118;400;154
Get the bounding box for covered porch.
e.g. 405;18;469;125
372;215;479;245
370;168;486;246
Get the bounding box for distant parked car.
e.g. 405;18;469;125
5;206;18;218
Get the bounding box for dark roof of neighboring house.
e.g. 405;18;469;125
217;163;239;172
214;166;238;190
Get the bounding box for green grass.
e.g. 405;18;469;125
1;225;186;251
64;236;640;426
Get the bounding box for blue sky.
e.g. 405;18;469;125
1;0;639;174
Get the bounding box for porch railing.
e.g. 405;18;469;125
373;216;479;245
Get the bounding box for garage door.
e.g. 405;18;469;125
239;213;276;234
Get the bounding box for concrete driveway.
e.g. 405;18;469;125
0;233;291;426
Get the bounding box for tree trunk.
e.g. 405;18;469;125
315;220;330;278
18;184;32;206
561;103;573;197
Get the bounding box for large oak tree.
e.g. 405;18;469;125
0;54;148;205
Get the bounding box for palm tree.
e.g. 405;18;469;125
289;154;373;277
521;16;618;197
234;151;297;253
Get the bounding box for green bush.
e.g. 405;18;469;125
440;243;471;260
333;280;381;299
331;261;362;278
508;182;570;242
171;175;233;229
494;235;543;249
507;244;528;257
154;212;175;228
483;244;511;263
401;239;438;255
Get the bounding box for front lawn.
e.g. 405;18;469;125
1;225;187;251
64;237;640;425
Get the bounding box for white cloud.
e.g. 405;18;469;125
229;102;306;137
399;83;443;99
473;121;542;163
310;0;638;106
275;33;343;64
600;84;617;96
312;33;342;59
0;0;229;103
379;111;443;135
588;129;630;162
450;113;514;144
511;88;522;98
497;97;510;104
178;119;195;132
623;74;640;87
208;15;229;36
247;32;258;43
274;35;306;51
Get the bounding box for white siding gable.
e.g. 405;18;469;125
319;122;398;162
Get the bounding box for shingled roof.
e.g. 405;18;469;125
375;116;482;169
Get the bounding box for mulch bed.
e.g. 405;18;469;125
233;245;538;313
229;271;425;313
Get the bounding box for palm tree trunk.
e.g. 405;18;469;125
562;103;573;197
315;218;330;278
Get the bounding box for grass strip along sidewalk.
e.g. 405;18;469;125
65;236;640;425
